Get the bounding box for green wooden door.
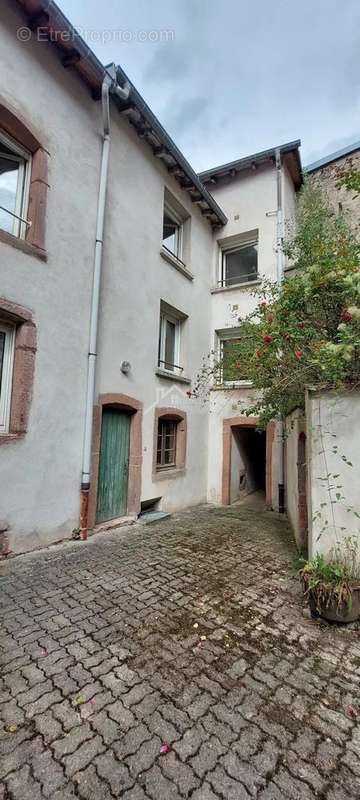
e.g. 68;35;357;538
96;409;130;523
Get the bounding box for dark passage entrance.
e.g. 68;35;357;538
230;426;266;503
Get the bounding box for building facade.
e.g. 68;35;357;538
307;142;360;231
0;0;301;554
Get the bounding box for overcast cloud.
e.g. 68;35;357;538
60;0;360;172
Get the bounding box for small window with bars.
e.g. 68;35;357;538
156;418;177;469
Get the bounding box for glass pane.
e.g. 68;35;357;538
224;244;258;285
222;338;243;381
164;320;176;370
0;156;20;234
157;419;177;467
0;332;5;396
164;448;174;465
163;211;179;255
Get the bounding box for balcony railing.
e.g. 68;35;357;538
217;271;259;288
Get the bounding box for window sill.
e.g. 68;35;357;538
154;466;186;482
155;368;191;385
211;279;261;294
0;433;25;446
212;381;254;390
160;248;194;281
0;229;47;262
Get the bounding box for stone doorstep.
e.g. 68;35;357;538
93;515;138;533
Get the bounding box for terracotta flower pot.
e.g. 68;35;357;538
307;586;360;624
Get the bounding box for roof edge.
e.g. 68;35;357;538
198;140;302;188
13;0;227;227
306;140;360;173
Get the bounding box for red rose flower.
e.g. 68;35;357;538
295;350;303;360
263;335;273;343
235;361;241;369
267;313;274;323
297;322;305;329
341;310;352;322
260;301;267;309
256;350;262;359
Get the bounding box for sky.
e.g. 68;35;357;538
59;0;360;173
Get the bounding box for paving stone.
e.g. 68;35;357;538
191;784;219;800
73;765;112;800
161;751;200;795
95;750;133;793
147;709;181;743
126;734;161;777
187;692;215;720
173;724;205;761
53;700;82;731
24;689;63;718
63;735;105;777
0;736;43;780
274;767;316;799
3;503;360;800
191;736;224;778
107;699;135;730
32;748;67;797
34;712;63;744
113;723;151;759
143;763;183;799
6;764;44;800
90;711;123;745
17;679;53;707
121;787;148;800
209;765;251;799
223;750;265;795
53;722;92;758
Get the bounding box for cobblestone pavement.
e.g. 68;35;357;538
1;501;360;800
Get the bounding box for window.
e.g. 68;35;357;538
221;337;243;382
162;203;183;260
220;237;258;287
158;311;182;374
217;328;252;384
157;418;177;469
153;408;187;479
0;322;15;433
0;131;31;239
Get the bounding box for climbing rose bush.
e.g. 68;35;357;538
195;180;360;428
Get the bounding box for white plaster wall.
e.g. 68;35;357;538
0;3;101;551
285;408;305;547
209;165;278;331
306;388;360;558
282;162;297;271
95;106;214;512
205;162;296;509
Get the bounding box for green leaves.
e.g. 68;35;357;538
211;180;360;427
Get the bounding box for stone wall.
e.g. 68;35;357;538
309;150;360;232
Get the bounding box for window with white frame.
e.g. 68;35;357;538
0;322;15;433
0;130;31;239
220;235;258;287
162;203;183;260
158;310;182;374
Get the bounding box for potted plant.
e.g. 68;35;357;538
299;539;360;623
